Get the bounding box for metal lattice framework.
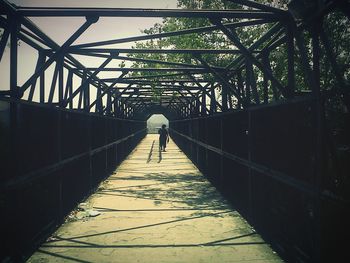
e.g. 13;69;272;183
1;0;348;120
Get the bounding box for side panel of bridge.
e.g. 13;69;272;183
170;99;347;262
0;99;146;261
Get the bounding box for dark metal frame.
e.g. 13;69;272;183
1;0;347;119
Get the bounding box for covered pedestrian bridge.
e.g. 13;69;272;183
0;0;349;262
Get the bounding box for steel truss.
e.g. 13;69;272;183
1;0;348;120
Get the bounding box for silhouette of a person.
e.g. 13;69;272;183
158;124;169;152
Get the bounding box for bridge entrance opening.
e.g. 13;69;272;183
147;114;169;134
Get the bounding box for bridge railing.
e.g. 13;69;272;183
170;97;348;262
0;98;146;261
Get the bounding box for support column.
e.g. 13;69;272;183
287;25;295;95
10;16;18;97
58;57;64;104
201;90;206;116
39;53;46;103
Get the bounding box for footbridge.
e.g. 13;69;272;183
0;0;349;262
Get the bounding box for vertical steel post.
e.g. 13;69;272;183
113;90;118;116
63;70;73;106
287;25;295;95
293;23;318;94
107;90;112;115
68;72;73;109
210;85;216;113
84;83;90;111
262;57;269;104
246;58;260;104
221;84;228;111
237;70;245;107
58;57;64;104
78;70;87;109
28;52;43;101
0;28;10;61
39;52;46;103
245;58;251;106
96;80;103;113
262;51;279;100
10;16;18;97
201;89;206;116
48;61;60;103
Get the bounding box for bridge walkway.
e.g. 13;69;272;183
27;134;282;263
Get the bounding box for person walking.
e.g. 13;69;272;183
158;124;169;152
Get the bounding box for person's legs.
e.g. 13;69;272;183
160;139;166;151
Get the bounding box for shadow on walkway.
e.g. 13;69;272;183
27;135;282;263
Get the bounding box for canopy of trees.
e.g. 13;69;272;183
125;0;349;112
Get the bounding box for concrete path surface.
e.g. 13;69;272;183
28;134;282;263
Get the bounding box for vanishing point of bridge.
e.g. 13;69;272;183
0;0;349;262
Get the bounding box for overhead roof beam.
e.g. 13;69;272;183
114;55;216;70
15;7;276;19
71;67;219;72
101;78;210;83
67;48;259;54
72;19;274;49
112;85;204;90
225;0;287;16
123;72;197;80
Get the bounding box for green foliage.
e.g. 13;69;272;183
128;0;349;109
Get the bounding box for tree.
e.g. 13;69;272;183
127;0;349;111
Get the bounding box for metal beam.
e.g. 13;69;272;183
213;20;291;99
10;15;18;96
28;51;45;101
123;72;192;80
0;27;10;62
16;7;276;19
63;56;113;107
101;78;210;84
195;54;242;108
68;48;256;55
179;83;210;115
72;19;274;49
88;71;128;111
286;25;295;95
0;0;108;97
226;0;287;16
48;59;61;103
72;67;215;72
114;55;212;70
225;22;283;70
186;74;223;112
20;16;98;94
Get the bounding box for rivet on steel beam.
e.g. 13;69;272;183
12;86;24;99
85;15;99;24
110;52;120;58
60;101;68;108
209;18;221;26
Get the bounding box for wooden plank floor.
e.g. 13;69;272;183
28;134;283;263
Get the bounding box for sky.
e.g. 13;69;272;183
8;0;178;46
0;0;178;104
